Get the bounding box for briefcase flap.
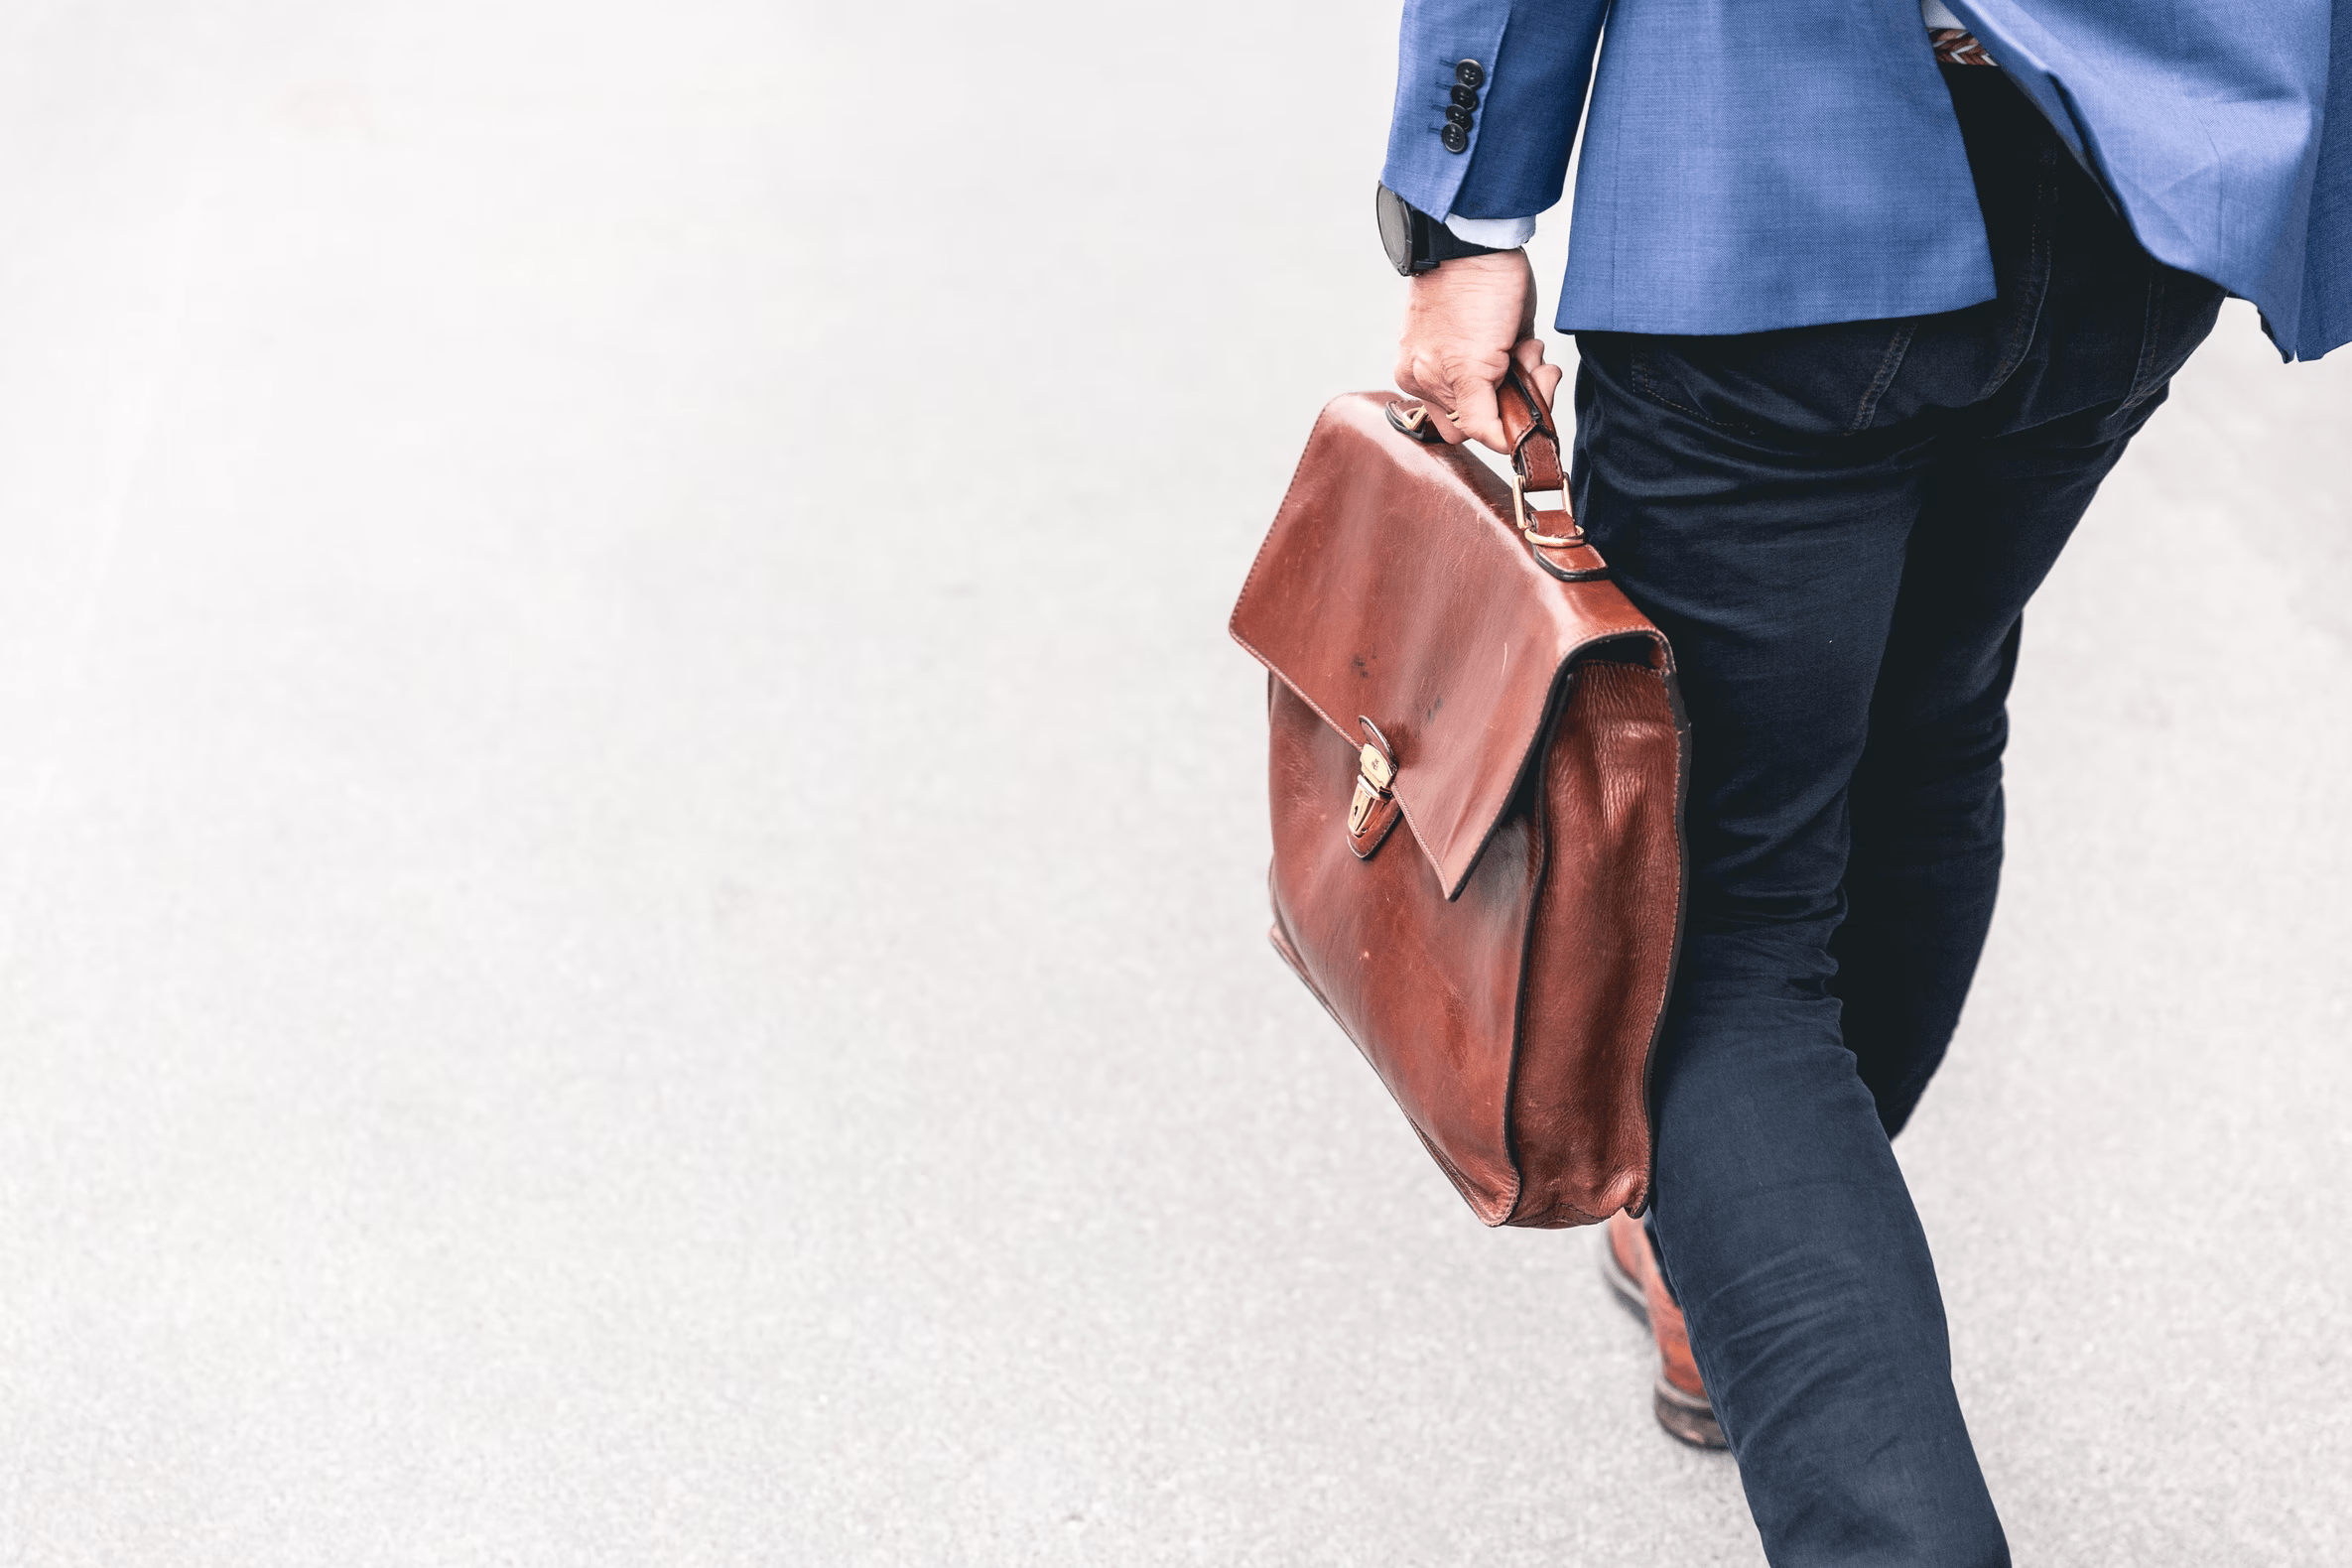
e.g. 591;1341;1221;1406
1231;393;1667;900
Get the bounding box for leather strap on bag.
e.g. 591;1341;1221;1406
1380;362;1605;579
1496;364;1606;579
1496;364;1564;493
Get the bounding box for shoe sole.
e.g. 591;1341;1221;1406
1654;1377;1728;1450
1597;1230;1731;1452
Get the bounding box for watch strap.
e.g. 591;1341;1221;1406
1420;216;1506;267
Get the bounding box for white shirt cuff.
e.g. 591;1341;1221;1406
1444;213;1537;249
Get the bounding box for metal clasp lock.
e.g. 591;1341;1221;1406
1348;739;1395;838
1346;718;1402;859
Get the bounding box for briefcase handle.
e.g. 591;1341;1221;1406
1495;364;1584;549
1381;364;1585;550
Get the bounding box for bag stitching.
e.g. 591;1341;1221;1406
1229;401;1343;624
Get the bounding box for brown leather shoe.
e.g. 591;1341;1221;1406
1601;1212;1728;1449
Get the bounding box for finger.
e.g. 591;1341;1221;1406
1394;360;1469;444
1419;366;1479;447
1530;358;1565;410
1509;338;1563;412
1510;335;1546;379
1447;374;1509;453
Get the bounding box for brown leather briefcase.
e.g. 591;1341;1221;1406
1229;374;1689;1228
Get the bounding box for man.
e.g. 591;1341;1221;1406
1374;1;2347;1563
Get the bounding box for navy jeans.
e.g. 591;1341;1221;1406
1570;68;2223;1567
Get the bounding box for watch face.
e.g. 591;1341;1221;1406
1375;184;1417;276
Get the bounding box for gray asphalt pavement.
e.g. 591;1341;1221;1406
0;4;2346;1564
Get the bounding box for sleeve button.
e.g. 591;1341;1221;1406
1455;60;1485;89
1450;84;1480;109
1440;124;1470;153
1445;105;1474;129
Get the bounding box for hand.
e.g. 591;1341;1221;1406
1393;248;1565;454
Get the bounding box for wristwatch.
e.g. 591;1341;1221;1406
1376;183;1509;276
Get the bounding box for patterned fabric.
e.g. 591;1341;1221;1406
1930;28;1996;67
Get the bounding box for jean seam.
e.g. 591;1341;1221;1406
1848;323;1918;434
1977;167;2054;400
1632;351;1755;434
2119;264;2170;413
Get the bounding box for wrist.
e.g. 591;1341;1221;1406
1429;248;1526;272
1408;249;1531;296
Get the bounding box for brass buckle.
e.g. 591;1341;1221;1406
1511;470;1584;549
1348;736;1396;839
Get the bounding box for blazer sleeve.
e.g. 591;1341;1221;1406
1380;0;1613;222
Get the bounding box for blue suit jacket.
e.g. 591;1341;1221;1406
1382;0;2351;359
